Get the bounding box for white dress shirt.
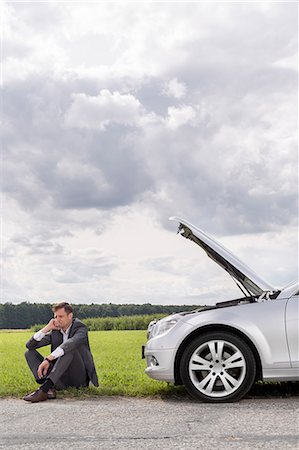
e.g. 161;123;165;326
33;325;72;359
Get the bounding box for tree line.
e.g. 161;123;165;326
0;302;201;329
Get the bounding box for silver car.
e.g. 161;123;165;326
143;217;299;402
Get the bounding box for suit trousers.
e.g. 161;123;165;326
25;349;89;390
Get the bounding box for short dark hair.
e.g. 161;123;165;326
52;302;73;314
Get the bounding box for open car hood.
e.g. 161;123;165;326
170;216;275;296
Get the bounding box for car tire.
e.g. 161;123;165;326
180;331;256;403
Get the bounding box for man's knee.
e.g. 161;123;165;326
24;349;31;360
24;348;41;364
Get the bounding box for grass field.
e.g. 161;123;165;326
0;330;184;398
0;330;298;399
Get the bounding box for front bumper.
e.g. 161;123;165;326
143;346;176;382
142;317;195;383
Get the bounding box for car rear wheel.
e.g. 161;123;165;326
180;331;256;402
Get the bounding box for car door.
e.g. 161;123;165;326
285;294;299;367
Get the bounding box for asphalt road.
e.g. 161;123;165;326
0;396;298;450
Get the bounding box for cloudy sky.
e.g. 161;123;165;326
2;2;298;305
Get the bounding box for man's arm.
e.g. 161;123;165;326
28;319;63;379
26;319;60;350
59;323;88;354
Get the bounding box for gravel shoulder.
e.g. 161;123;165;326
0;396;298;450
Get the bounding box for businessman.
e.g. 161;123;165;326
24;301;98;402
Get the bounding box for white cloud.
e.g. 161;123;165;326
165;103;209;129
163;78;187;99
272;52;298;71
65;90;143;130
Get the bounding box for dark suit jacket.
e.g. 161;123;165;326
26;318;99;386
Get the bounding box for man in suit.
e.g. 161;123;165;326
24;301;99;402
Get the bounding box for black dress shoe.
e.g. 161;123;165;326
23;388;47;403
47;388;56;399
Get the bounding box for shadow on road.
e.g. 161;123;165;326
156;381;299;402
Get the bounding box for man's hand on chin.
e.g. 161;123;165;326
48;318;62;330
41;318;61;335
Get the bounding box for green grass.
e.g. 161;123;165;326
0;330;297;399
0;330;184;398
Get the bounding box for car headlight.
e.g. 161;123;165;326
149;317;178;339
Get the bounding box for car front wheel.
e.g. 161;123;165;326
180;331;256;402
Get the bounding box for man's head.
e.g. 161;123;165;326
52;302;73;331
